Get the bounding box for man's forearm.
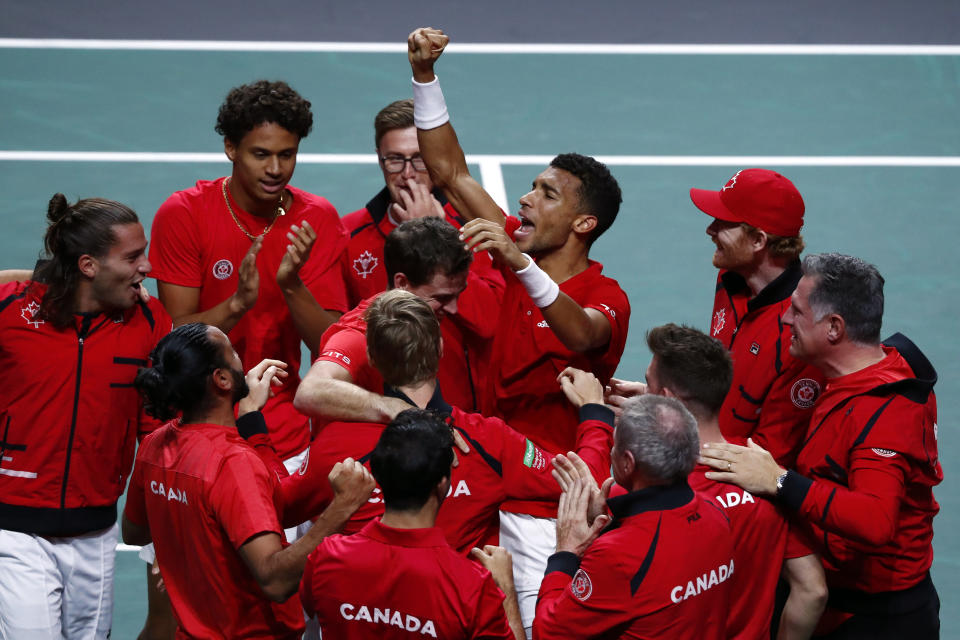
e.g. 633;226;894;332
280;279;340;353
294;377;409;423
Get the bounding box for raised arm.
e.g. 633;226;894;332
293;359;410;424
408;27;505;226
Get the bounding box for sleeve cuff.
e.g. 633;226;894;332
778;470;813;511
544;551;581;578
237;411;268;439
579;403;615;427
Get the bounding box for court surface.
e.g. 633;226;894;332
1;38;958;636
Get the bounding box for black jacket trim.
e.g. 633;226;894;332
0;289;27;314
851;397;896;448
778;470;812;512
746;259;802;312
630;515;662;596
544;551;581;578
0;502;117;536
606;482;694;519
114;357;149;366
578;404;615;427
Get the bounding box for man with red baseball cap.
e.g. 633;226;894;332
688;168;823;466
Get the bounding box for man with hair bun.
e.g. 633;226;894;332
676;168;825;467
701;253;941;637
149;79;349;478
122;323;374;639
0;194;170;638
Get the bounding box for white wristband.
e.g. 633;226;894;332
514;254;560;308
412;75;450;130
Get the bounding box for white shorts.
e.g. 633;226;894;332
499;511;557;639
0;523;117;639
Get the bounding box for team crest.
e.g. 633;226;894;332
571;569;593;601
20;301;43;328
353;251;379;279
722;170;744;191
212;259;234;280
790;378;821;409
871;448;898;458
297;449;310;475
712;309;726;337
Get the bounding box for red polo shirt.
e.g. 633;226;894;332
300;519;512;639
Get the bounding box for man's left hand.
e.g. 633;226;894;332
699;438;785;497
276;221;316;289
459;219;527;271
555;476;611;557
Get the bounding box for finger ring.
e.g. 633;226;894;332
727;461;732;471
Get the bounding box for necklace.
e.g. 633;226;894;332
222;178;286;241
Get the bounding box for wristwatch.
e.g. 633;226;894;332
775;470;789;496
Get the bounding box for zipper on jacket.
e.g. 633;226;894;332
61;314;99;510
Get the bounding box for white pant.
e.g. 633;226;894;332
499;511;557;640
0;523;117;639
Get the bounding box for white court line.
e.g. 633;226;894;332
117;544;142;552
1;39;959;55
2;151;959;167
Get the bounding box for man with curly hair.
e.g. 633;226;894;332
407;29;630;636
149;80;349;479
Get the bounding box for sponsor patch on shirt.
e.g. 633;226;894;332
522;439;546;470
571;568;593;601
790;378;821;409
212;259;234;280
871;448;898;458
322;349;351;366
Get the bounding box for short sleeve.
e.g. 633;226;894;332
316;328;374;383
149;193;204;287
208;450;283;549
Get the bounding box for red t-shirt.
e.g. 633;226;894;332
710;264;825;467
125;421;303;639
149;178;349;459
280;394;613;553
689;465;812;639
787;338;941;594
534;483;734;640
487;217;629;517
300;519;512;639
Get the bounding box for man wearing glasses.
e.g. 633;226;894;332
341;99;503;314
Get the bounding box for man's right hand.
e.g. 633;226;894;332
231;236;262;314
558;367;604;407
329;457;376;511
391;179;446;222
408;27;449;83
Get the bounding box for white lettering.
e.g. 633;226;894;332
406;615;421;632
150;480;187;504
670;559;735;602
338;602;439;635
453;480;471;497
368;487;383;504
715;490;755;510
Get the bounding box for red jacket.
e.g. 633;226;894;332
534;483;734;640
779;333;941;595
710;262;825;466
0;281;170;535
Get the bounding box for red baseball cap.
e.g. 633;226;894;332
689;169;805;237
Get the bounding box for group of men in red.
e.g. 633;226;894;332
0;25;941;640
